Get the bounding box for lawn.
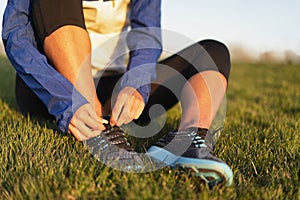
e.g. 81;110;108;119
0;55;299;199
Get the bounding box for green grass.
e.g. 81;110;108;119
0;56;299;199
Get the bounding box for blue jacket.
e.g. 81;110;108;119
2;0;162;133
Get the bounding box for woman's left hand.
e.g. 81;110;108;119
111;86;145;126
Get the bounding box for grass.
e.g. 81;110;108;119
0;55;299;199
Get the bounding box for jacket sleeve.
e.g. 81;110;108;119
120;0;162;103
2;0;88;133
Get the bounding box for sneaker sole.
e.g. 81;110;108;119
148;146;233;187
147;145;181;166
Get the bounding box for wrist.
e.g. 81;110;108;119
120;69;152;103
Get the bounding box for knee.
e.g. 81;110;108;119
198;39;231;81
198;39;230;57
31;0;85;44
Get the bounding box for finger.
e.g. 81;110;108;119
110;117;117;127
94;113;109;125
79;109;101;131
85;108;107;130
80;118;103;138
116;91;145;125
81;104;107;130
69;123;89;141
111;94;126;125
130;107;144;120
69;104;106;141
116;100;134;126
70;111;102;138
85;105;108;125
115;106;129;126
96;116;108;131
70;119;102;140
69;123;102;141
129;97;145;120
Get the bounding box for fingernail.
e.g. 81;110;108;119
110;118;115;125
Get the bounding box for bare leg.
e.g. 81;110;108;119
179;71;227;130
43;25;106;140
43;25;103;116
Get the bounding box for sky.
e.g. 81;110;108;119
1;0;300;55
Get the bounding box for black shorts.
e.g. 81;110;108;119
16;39;231;122
31;0;86;43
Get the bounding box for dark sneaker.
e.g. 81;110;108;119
83;117;143;172
147;127;233;187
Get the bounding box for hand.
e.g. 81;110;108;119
111;86;145;126
68;103;108;141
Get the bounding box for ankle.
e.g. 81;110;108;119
179;121;209;131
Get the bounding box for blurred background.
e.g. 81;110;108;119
1;0;300;63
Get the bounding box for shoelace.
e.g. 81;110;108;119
83;117;145;172
191;128;208;148
157;127;209;148
102;123;133;151
84;117;133;152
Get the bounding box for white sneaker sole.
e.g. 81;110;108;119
148;146;233;186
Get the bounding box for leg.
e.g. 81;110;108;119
179;72;227;130
29;0;108;140
140;40;230;128
96;40;230;128
43;26;103;114
147;40;233;187
179;40;230;129
31;0;103;115
15;74;53;119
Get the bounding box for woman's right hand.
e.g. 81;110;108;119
68;103;108;141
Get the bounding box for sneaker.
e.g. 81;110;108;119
83;116;143;172
147;127;233;187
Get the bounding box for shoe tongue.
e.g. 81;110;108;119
196;128;208;137
196;128;215;152
184;127;208;138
